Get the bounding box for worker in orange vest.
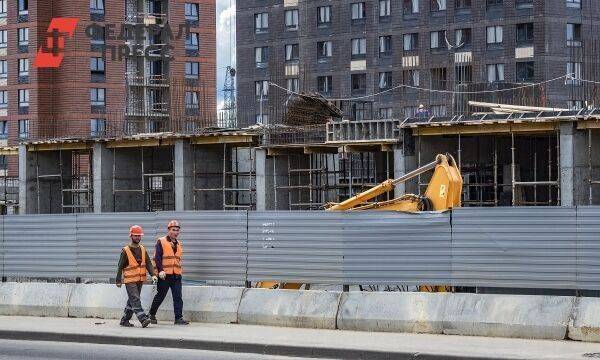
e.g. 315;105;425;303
116;225;157;328
149;220;189;325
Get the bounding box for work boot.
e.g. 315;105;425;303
149;315;157;324
119;319;134;327
141;317;151;328
174;318;189;325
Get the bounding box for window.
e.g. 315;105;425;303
185;3;199;22
430;30;445;49
90;57;105;74
404;106;417;118
18;28;28;46
0;121;7;140
90;0;104;14
90;118;106;137
351;38;366;58
567;23;581;46
516;61;534;82
380;0;391;17
431;0;446;11
90;26;105;45
403;69;420;86
185;91;199;109
566;62;582;85
486;26;503;45
431;68;447;89
185;62;199;79
285;9;298;30
90;88;105;106
18;58;28;77
18;0;27;15
379;36;392;56
255;80;268;98
351;73;367;94
317;41;332;60
0;60;6;78
318;6;331;26
255;13;268;33
486;64;505;83
403;33;418;51
255;114;269;124
0;91;7;109
18;119;29;139
487;0;503;5
566;0;581;8
567;100;583;109
0;0;6;17
255;47;269;67
285;44;299;61
455;0;471;9
455;28;471;47
317;76;332;95
431;105;447;117
18;89;29;107
186;32;199;50
286;78;299;93
351;2;365;20
516;23;534;45
515;0;533;9
455;65;472;83
0;30;6;48
379;107;393;119
403;0;419;14
379;71;392;90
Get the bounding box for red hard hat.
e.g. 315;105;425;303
129;225;144;236
167;220;180;229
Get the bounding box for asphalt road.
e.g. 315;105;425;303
0;340;322;360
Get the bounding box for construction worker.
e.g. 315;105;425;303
116;225;157;328
149;220;189;325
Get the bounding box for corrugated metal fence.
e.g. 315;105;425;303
1;207;600;290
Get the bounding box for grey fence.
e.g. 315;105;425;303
0;208;600;290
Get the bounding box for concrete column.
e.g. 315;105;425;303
17;144;30;214
560;122;574;207
174;140;193;211
393;146;406;198
255;148;270;211
92;143;114;213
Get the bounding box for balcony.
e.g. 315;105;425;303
124;13;166;26
126;75;169;87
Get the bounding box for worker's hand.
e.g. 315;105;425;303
159;271;166;280
116;282;122;288
152;276;158;284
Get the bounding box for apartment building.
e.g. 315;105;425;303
237;0;599;126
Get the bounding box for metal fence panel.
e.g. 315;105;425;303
452;207;578;289
342;211;451;285
4;214;77;278
248;211;344;284
576;206;600;290
76;213;158;280
155;211;247;282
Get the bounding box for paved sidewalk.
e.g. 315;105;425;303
0;316;599;359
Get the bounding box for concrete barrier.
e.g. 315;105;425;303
238;289;340;329
0;282;73;317
568;297;600;342
442;294;575;340
337;292;447;334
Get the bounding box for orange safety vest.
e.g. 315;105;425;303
122;245;148;284
158;237;183;275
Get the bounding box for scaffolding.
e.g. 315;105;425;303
0;176;18;214
193;143;256;210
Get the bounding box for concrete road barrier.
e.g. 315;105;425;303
337;292;447;334
0;282;73;317
443;293;575;340
238;289;341;329
568;297;600;342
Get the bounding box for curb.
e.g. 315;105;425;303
0;330;504;360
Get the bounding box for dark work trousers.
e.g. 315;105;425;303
149;274;183;319
122;282;149;323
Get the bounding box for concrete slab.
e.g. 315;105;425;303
67;283;134;319
568;297;600;342
0;282;73;317
443;293;575;340
337;292;447;334
237;289;341;329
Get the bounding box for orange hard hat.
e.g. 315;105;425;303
129;225;144;236
167;220;180;229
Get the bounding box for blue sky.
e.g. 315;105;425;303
216;0;236;108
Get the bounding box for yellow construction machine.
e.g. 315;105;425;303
257;153;463;290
